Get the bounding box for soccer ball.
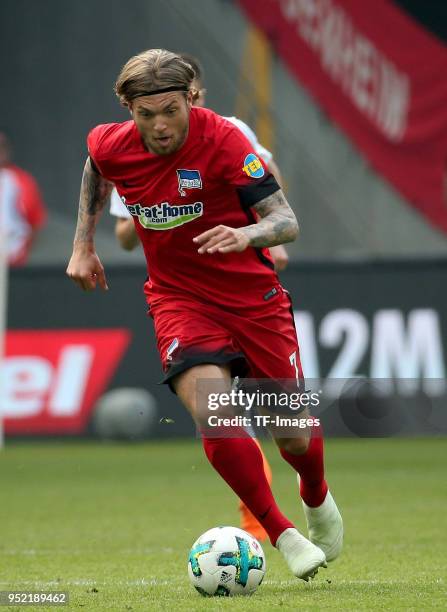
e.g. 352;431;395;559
187;526;266;597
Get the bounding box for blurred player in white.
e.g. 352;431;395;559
108;54;287;540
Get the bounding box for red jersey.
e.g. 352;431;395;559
87;107;281;311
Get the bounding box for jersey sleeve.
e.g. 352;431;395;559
218;125;280;208
87;125;103;168
86;123;116;177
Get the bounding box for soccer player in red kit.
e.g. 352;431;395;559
67;49;343;581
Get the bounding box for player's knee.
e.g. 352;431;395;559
277;436;310;455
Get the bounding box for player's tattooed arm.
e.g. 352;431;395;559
73;157;113;244
193;189;298;255
66;157;112;291
243;189;299;247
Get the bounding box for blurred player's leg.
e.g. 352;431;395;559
232;376;272;540
238;438;272;541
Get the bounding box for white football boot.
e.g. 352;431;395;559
298;476;343;562
276;528;327;581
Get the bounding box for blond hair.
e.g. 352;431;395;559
115;49;197;106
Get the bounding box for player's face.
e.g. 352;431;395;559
130;92;192;156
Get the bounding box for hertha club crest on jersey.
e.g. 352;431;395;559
177;169;202;197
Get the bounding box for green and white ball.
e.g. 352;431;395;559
188;526;266;596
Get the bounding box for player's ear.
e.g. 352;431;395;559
128;102;134;117
186;90;193;109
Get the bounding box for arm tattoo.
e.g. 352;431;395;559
74;158;112;244
242;190;299;248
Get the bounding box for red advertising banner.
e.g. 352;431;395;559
237;0;447;233
1;329;131;434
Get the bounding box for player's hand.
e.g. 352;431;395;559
270;244;289;272
193;225;250;254
66;246;109;291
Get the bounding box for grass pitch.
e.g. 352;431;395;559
0;438;446;610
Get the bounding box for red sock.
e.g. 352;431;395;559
280;424;328;507
202;432;294;545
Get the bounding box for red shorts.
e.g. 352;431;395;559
149;286;304;388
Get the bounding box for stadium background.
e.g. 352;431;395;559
1;0;446;438
0;1;446;609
